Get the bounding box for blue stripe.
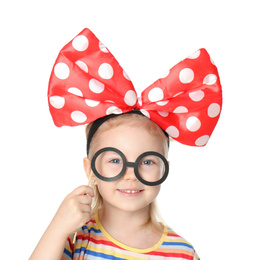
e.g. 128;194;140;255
162;241;194;249
74;247;86;254
63;248;72;259
82;226;102;234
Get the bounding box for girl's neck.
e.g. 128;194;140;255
98;204;163;249
99;203;151;233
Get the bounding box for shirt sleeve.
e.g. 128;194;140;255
61;235;74;260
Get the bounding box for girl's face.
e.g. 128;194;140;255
85;123;167;214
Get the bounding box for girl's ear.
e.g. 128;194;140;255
83;157;91;179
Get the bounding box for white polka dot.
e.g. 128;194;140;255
210;57;215;65
166;126;179;138
186;116;201;132
72;35;89;51
158;111;169;117
140;109;150;118
54;62;70;80
106;106;122;115
189;90;205;102
89;79;105;93
203;74;217;85
99;42;109;53
68;87;83;97
71;111;87;123
98;63;114;79
124;90;137;106
85;99;100;107
173;106;188;113
123;70;131;81
208;103;221;118
49;96;65;109
75;60;88;73
195;135;209;146
179;68;194;84
187;50;201;59
148;87;164;102
156;100;169;106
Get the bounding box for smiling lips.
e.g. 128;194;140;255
117;189;143;195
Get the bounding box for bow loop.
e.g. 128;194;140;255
48;28;222;146
48;28;137;126
139;48;222;146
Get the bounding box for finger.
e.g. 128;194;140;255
79;204;92;214
84;188;94;198
71;185;94;197
78;194;93;205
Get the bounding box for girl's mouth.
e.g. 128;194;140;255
117;189;144;196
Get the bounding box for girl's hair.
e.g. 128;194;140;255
85;113;169;231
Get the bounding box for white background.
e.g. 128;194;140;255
1;0;269;259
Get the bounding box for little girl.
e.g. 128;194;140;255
30;28;222;259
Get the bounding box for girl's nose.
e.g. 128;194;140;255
123;166;137;181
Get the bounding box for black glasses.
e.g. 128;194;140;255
91;147;169;186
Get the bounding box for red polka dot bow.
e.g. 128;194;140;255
48;28;222;146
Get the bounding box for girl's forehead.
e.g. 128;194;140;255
95;124;166;153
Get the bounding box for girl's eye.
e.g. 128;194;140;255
142;160;154;165
110;159;122;164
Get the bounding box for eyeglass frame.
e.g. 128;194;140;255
91;147;169;186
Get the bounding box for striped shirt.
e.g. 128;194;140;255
62;213;200;260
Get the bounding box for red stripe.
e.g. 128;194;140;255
86;218;96;224
167;232;182;238
79;237;123;250
148;251;193;259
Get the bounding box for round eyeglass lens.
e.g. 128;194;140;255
136;153;167;184
93;149;125;180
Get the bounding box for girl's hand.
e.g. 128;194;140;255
29;185;94;260
51;185;94;237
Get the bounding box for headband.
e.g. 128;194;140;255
48;28;222;148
